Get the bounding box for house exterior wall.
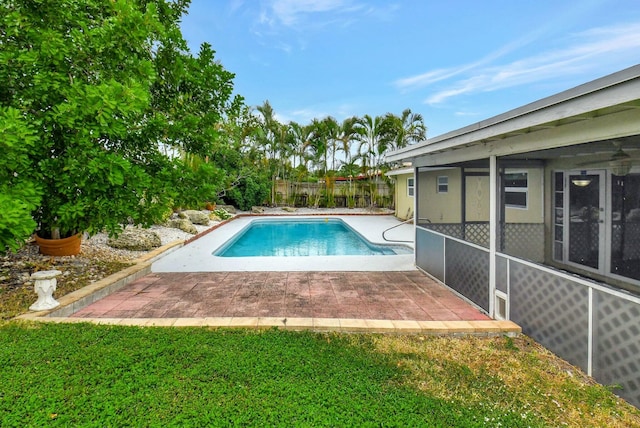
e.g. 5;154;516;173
417;168;544;224
393;172;414;220
417;169;462;223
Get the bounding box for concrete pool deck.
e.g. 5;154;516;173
152;215;416;272
18;213;521;336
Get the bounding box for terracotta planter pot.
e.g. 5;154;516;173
35;233;82;256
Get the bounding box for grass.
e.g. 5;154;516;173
1;322;639;427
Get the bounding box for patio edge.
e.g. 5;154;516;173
26;316;522;336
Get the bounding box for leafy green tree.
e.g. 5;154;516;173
209;107;270;210
0;108;41;252
0;0;241;249
223;174;271;211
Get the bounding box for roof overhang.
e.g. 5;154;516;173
385;167;414;177
387;65;640;167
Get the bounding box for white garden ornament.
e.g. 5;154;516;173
29;270;62;311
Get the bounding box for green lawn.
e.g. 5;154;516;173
1;322;638;427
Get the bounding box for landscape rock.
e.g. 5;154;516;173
216;205;236;214
282;206;297;213
166;218;198;234
179;210;210;225
107;228;161;251
252;206;265;214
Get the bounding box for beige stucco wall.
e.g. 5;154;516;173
416;167;544;223
417;169;462;223
394;173;414;220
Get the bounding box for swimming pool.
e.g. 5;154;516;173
152;215;415;272
214;218;412;257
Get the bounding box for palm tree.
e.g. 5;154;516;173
334;116;362;171
333;116;363;206
298;119;326;207
256;100;295;206
385;108;427;151
289;121;317;206
355;114;393;177
255;100;278;159
354;114;398;207
309;117;339;206
304;118;325;175
321;116;340;173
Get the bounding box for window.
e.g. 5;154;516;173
407;178;414;197
504;171;528;209
437;176;448;193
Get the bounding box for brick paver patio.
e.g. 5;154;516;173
72;271;490;321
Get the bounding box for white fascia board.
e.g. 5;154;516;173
386;65;640;163
385;167;414;177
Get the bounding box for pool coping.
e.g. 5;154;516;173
152;214;416;272
15;213;521;337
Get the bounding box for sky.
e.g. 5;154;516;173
180;0;640;138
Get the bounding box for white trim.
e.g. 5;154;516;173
489;155;497;318
437;175;449;193
416;225;489;252
497;251;640;304
506;258;511;320
386;65;640;163
495;290;508;320
385;167;414;177
588;288;593;376
443;235;447;284
563;170;606;275
504;170;528;209
418;225;640;304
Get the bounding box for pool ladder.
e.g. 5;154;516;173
382;218;414;243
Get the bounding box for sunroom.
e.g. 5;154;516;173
387;64;640;407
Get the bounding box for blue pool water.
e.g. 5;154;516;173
214;219;411;257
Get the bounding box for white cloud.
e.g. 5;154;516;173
256;0;395;31
394;22;546;91
394;68;460;89
269;0;353;26
397;21;640;105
